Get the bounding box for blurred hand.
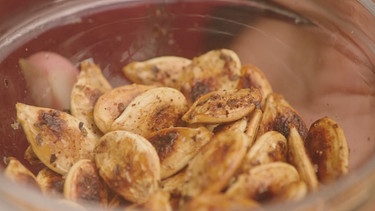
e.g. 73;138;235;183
230;16;375;169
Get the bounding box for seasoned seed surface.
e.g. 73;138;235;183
94;130;160;203
16;103;98;175
305;117;349;184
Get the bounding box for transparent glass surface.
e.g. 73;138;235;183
0;0;375;210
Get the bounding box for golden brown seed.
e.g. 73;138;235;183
258;92;308;139
24;146;42;165
64;159;108;205
305;117;349;184
70;60;112;137
94;130;160;204
182;88;261;124
147;127;212;179
93;84;154;133
288;127;319;191
16;103;98;175
160;168;187;210
181;49;242;104
161;168;187;194
182;130;248;197
239;64;273;109
111;87;188;137
244;108;263;148
212;117;248;134
123;56;191;89
226;162;300;202
36;167;65;196
241;131;287;172
3;157;40;190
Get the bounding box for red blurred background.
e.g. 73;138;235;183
0;0;50;34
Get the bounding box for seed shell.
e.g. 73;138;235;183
182;88;261;124
16;103;98;175
226;162;300;202
64;159;108;205
123;56;191;89
94;130;161;203
288;127;319;191
93;84;154;133
147;127;212;179
258;92;308;139
36;167;65;196
182;130;248;197
70;60;112;137
111;87;188;137
182;49;242;104
241;131;288;172
305;117;349;184
4;157;40;190
239;64;273;109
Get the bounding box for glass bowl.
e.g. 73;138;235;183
1;0;375;210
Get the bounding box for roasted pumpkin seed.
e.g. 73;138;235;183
182;130;248;197
182;88;261;124
3;157;40;190
36;167;64;196
258;92;308;139
181;49;242;104
288;127;319;191
244;108;263;148
147;127;212;179
70;60;112;137
239;64;273;109
111;87;188;137
64;159;108;205
123;56;191;89
241;131;288;172
226;162;300;202
305;117;349;184
94;130;160;203
16;103;98;175
93;84;154;133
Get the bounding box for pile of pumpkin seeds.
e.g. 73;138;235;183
5;49;349;210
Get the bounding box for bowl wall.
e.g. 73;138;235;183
1;0;375;210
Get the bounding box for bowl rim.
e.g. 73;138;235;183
1;0;375;210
